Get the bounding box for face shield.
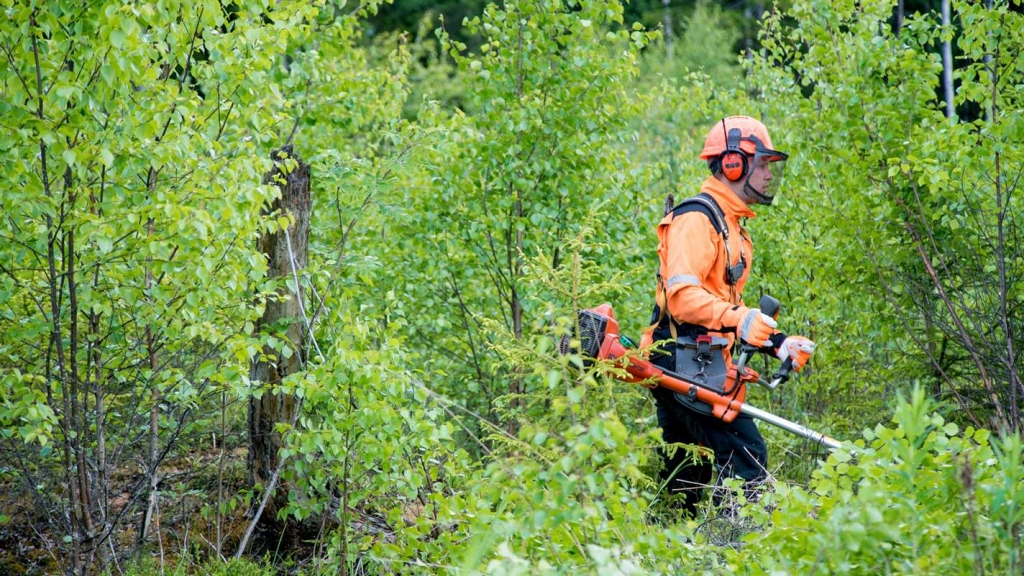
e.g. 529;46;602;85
743;138;788;206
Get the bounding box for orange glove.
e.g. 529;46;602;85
777;336;816;371
739;308;777;347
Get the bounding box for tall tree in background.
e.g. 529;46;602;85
942;0;954;117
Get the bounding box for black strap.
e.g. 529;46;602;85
669;193;728;239
648;193;733;351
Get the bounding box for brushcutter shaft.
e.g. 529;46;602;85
648;360;843;450
739;403;843;450
614;352;843;450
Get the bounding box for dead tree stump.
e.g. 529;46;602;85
247;145;311;548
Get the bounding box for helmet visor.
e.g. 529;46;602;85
748;146;788;202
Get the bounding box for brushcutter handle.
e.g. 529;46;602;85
770;357;794;388
735;294;783;374
734;348;755;375
759;294;781;320
756;295;801;387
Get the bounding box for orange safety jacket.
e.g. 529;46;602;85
642;177;755;364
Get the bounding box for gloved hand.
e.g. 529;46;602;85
777;336;816;371
738;308;777;347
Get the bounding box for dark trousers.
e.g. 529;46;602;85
650;383;768;514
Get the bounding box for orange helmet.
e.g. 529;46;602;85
700;116;788;206
699;116;776;159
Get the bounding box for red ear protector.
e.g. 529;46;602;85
719;120;748;182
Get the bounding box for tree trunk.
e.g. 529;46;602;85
984;0;993;121
941;0;954;118
662;0;673;60
894;0;904;37
140;166;164;564
247;146;311;536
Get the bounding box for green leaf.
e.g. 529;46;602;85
567;386;584;404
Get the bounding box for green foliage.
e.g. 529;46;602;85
639;0;744;89
278;324;472;524
0;371;58;446
0;0;401;571
372;0;661;433
370;409;727;574
3;0;1024;573
732;387;1024;574
744;0;1024;440
0;0;296;444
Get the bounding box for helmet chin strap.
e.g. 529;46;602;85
744;181;774;206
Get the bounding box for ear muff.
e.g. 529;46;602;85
720;151;747;181
719;126;747;182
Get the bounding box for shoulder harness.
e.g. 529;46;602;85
646;193;744;346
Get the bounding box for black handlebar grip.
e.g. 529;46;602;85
759;294;781;320
773;357;794;384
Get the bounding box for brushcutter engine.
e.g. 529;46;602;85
558;307;609;361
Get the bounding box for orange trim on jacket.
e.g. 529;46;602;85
654;177;755;358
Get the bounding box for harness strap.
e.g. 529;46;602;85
644;193;731;345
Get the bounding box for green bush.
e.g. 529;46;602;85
730;387;1023;574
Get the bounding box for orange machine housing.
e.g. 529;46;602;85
588;304;747;422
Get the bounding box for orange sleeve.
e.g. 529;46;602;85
660;212;748;331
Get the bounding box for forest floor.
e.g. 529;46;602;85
0;446;260;575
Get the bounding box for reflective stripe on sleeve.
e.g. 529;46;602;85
665;274;700;290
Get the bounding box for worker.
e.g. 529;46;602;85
640;116;817;516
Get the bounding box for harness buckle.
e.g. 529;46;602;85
695;335;712;358
691;335;715;382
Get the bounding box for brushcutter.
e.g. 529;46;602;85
560;301;842;450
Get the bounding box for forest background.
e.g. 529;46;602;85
1;0;1022;574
